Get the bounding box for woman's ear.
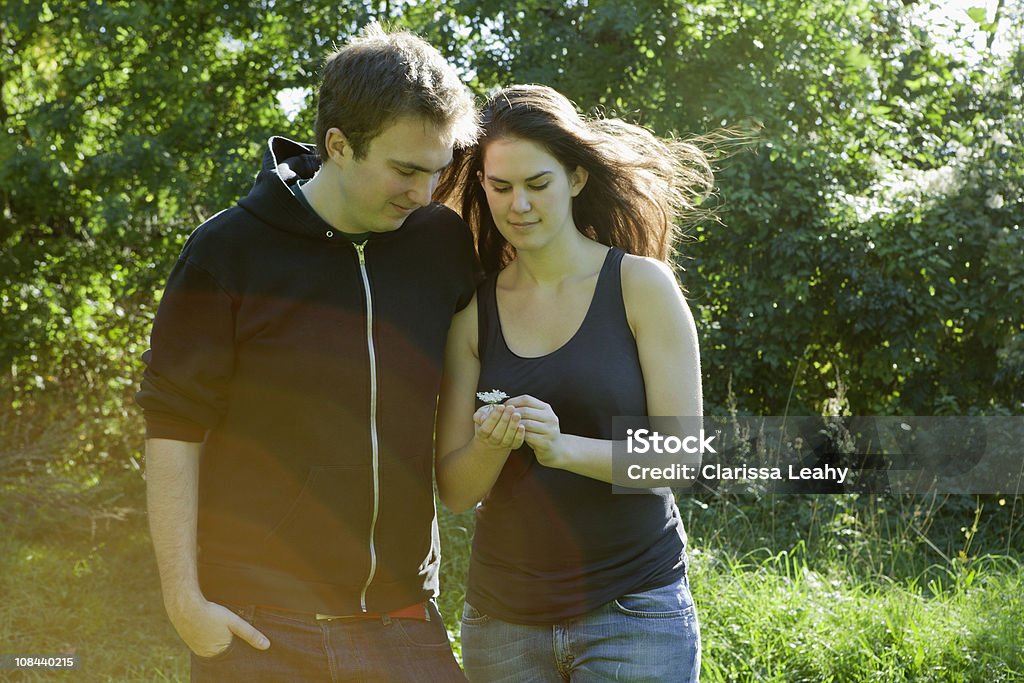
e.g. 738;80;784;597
476;170;484;186
324;128;352;166
569;166;589;197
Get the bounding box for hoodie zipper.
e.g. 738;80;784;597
354;241;380;613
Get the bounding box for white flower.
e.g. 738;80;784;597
986;193;1005;209
476;389;509;404
991;130;1011;148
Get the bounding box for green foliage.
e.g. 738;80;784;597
446;0;1024;416
3;0;341;470
686;2;1024;415
3;4;1022;679
2;2;1021;481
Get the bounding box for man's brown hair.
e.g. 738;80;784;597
315;24;477;160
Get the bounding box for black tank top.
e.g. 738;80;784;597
467;247;687;625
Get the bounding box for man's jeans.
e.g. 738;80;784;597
461;575;701;682
190;600;466;682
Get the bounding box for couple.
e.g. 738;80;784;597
138;25;707;683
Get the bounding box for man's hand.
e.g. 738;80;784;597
167;593;270;658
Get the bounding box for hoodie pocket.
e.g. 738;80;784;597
261;465;373;583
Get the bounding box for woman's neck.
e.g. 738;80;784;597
506;230;606;287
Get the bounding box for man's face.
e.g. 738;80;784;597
333;116;454;234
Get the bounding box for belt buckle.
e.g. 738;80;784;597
315;613;363;622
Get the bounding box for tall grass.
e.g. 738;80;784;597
677;488;1024;682
436;492;1024;681
2;469;1021;680
693;546;1023;682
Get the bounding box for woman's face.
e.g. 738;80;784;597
479;137;587;253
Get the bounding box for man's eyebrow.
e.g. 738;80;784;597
390;157;454;174
485;171;554;183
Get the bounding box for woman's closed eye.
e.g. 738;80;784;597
490;184;549;193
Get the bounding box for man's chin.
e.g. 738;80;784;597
376;219;406;233
383;213;413;232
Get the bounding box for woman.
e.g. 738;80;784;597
435;85;713;682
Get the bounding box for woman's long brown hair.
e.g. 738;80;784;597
435;85;725;273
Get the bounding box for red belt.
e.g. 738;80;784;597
255;602;429;622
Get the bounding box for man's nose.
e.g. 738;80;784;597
409;174;437;207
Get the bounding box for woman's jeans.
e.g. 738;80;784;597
461;574;700;682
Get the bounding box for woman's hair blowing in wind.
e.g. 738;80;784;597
437;85;722;272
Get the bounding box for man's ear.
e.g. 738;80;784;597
569;166;589;197
324;128;352;165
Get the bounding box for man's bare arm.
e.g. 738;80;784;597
146;438;269;656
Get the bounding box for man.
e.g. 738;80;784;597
136;25;478;681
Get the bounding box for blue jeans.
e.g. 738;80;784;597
190;601;466;682
461;575;700;683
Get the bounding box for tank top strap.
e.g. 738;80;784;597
586;247;628;333
600;247;626;298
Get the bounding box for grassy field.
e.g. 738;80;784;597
1;475;182;681
2;474;1022;682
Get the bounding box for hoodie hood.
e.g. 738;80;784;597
239;136;428;244
237;136;338;242
263;136;321;179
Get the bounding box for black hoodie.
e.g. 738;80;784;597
137;137;477;614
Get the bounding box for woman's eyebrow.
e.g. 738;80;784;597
484;171;554;183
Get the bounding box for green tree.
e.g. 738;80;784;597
446;0;1023;415
1;0;1021;488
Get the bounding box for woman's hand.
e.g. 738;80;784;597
473;403;525;451
505;395;568;468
